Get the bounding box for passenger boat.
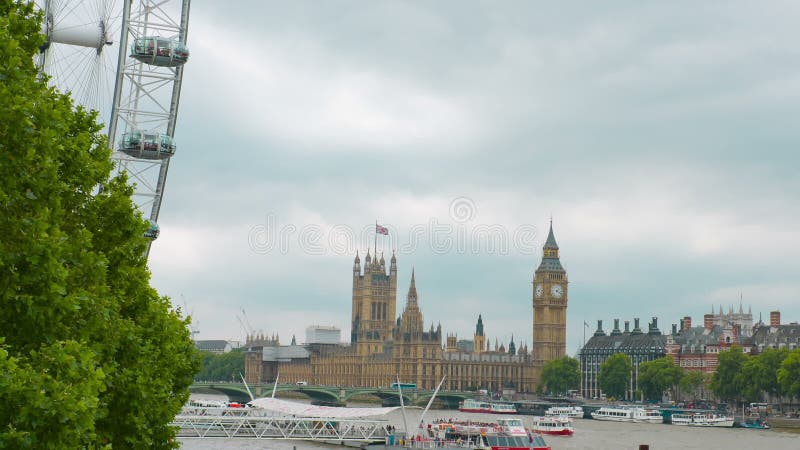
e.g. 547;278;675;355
544;405;584;419
458;398;518;414
428;417;550;450
738;417;770;429
590;405;662;423
529;416;574;436
672;412;734;427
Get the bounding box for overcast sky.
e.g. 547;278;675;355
146;0;800;354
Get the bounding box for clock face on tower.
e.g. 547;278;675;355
535;284;543;298
551;284;563;298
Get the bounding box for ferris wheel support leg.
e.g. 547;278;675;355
108;0;132;146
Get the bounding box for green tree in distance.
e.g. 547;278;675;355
678;370;708;401
756;348;791;402
599;353;632;400
777;349;800;399
637;357;683;402
0;2;198;447
710;346;748;405
195;349;245;382
540;356;580;396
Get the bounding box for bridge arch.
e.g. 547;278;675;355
189;384;252;403
417;392;471;409
344;388;411;406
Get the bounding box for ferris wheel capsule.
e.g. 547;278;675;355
130;37;189;67
120;131;176;160
144;221;160;240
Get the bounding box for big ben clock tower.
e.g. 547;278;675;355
532;220;568;364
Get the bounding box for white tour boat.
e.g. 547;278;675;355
429;417;551;450
671;412;734;427
544;405;584;419
530;416;574;436
591;405;662;423
459;398;518;414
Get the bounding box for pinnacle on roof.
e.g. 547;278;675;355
390;251;396;263
543;219;559;250
406;268;418;303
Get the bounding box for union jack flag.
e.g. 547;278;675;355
376;224;389;235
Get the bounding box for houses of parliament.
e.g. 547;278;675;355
244;223;568;392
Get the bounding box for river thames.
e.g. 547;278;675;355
179;401;799;450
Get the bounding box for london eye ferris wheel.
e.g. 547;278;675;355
36;0;192;257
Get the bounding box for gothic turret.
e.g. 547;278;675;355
473;314;486;353
407;268;418;303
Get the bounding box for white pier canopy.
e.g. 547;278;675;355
173;401;397;442
248;398;400;418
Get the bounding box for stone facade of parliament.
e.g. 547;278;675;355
244;224;569;392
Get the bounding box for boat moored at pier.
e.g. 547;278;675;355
428;417;550;450
672;412;734;427
458;398;518;414
544;405;584;419
591;405;662;423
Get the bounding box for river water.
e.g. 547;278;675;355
180;395;799;450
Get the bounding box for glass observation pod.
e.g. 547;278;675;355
130;37;189;67
144;221;160;240
120;131;176;160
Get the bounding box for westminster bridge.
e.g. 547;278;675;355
190;382;478;407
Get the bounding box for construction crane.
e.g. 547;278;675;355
182;294;200;341
236;307;256;343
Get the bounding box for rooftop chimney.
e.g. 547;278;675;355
704;314;714;330
683;316;692;330
649;316;661;335
770;311;781;327
594;320;606;337
610;319;622;336
624;320;630;334
632;318;642;335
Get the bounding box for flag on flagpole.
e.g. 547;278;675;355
376;224;389;235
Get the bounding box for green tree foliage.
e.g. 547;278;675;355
637;357;683;402
195;349;246;382
755;348;790;400
710;346;748;403
777;349;800;399
599;353;632;399
678;370;708;401
0;2;198;447
540;356;580;395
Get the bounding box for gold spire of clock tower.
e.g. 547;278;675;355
532;220;568;364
